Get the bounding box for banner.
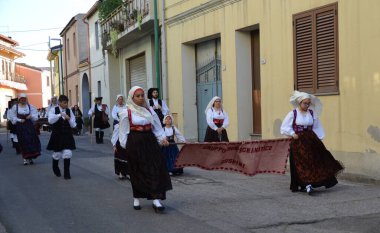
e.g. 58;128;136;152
175;138;291;176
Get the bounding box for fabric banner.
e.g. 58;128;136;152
175;138;291;176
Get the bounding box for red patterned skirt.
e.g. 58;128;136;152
289;130;344;192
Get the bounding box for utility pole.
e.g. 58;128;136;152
48;37;54;97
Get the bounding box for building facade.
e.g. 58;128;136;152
60;14;88;108
47;44;63;97
0;34;26;126
15;63;45;108
165;0;380;179
100;0;162;101
84;1;110;120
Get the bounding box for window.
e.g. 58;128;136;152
67;39;70;60
1;60;4;74
47;76;50;86
293;3;338;94
95;21;99;50
5;61;8;79
97;81;101;97
73;33;77;56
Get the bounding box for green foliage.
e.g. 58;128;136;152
98;0;123;21
110;29;119;57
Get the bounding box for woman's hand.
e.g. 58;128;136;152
292;134;299;140
216;128;223;135
160;139;169;146
26;115;32;119
113;146;117;153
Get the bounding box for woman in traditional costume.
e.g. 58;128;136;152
118;86;172;213
161;115;186;176
204;96;229;142
9;93;41;165
280;91;344;195
111;94;128;180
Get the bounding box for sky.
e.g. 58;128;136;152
0;0;97;68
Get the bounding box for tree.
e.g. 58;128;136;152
98;0;123;21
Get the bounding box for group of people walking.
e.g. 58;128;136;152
2;87;344;213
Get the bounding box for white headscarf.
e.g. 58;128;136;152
204;96;222;115
18;93;27;99
289;91;322;117
115;94;124;102
162;114;173;125
126;86;153;123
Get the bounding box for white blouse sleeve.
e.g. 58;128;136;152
111;124;119;146
111;105;119;121
48;107;61;124
68;109;77;128
118;109;130;149
222;111;229;129
206;108;218;131
30;105;39;122
88;106;94;117
312;117;325;140
173;126;186;143
161;100;170;116
150;107;166;142
105;105;110;115
9;105;19;124
280;111;296;137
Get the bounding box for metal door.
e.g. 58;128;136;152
129;54;147;90
196;58;222;141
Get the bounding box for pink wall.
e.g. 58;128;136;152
15;64;43;108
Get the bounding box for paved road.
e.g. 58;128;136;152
0;131;380;233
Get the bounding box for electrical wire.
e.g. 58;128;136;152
0;27;63;33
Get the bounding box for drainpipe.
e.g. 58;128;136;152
160;0;168;102
64;34;68;95
153;0;161;90
83;17;92;104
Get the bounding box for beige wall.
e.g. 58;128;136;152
165;0;380;178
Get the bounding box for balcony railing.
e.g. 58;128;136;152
0;73;26;83
100;0;150;38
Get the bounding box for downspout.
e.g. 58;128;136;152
64;34;68;95
83;17;92;103
160;0;168;102
153;0;161;90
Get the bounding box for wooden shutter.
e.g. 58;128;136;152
293;3;338;94
294;13;314;93
315;5;338;93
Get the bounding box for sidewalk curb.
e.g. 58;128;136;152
339;173;380;186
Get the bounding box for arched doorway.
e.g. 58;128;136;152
82;73;90;133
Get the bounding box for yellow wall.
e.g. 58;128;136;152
165;0;380;178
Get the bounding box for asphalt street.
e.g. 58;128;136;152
0;130;380;233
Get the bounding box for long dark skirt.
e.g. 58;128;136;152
126;131;172;200
204;124;229;142
289;130;344;192
16;120;41;159
115;141;129;177
161;143;183;174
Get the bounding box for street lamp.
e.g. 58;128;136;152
49;37;64;95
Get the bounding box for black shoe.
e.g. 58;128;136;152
52;159;61;177
152;204;165;213
133;205;141;210
64;159;71;179
28;159;34;165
